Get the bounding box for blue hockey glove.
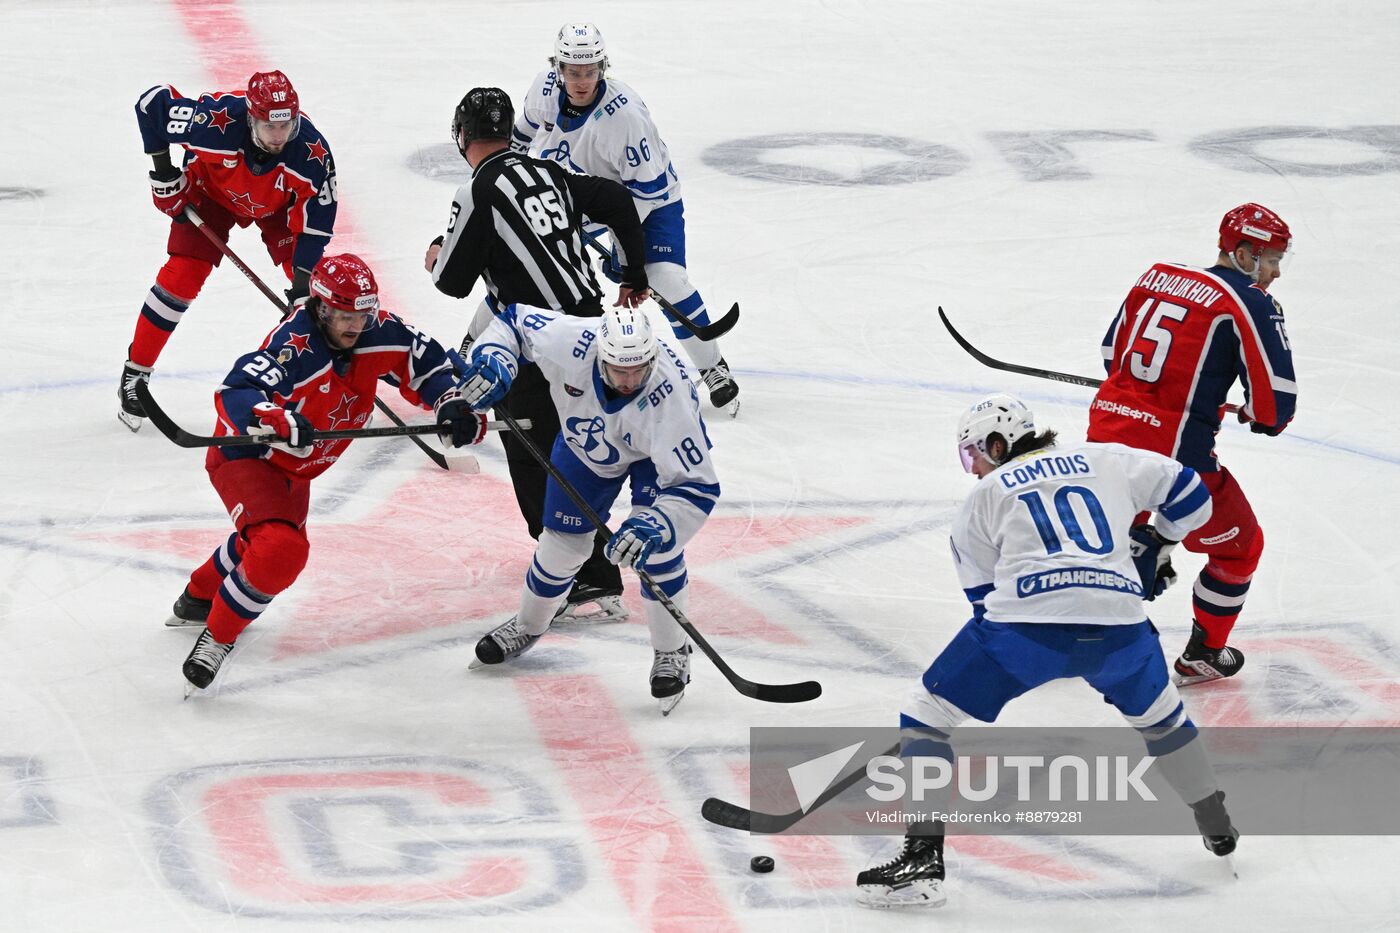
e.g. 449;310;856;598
457;352;514;410
605;511;668;568
434;389;489;447
1128;523;1178;601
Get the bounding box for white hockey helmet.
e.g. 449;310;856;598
957;393;1036;472
596;306;657;391
551;22;609;72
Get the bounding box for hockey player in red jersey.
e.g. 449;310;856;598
1087;203;1296;684
167;254;485;693
120;71;339;432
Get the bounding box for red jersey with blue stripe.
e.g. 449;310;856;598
135;84;337;271
1087;262;1297;472
209;305;463;480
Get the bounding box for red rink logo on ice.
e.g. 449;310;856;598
144;755;582;919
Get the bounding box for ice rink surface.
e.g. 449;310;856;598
3;1;1399;929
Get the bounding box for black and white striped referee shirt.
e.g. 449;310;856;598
431;148;646;317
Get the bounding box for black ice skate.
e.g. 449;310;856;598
118;358;153;432
182;628;235;695
554;582;629;625
1174;623;1246;685
856;830;948;909
650;644;692;716
166;586;213;628
700;357;740;417
1191;789;1239;857
470;615;545;669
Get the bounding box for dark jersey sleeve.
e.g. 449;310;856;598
372;313;467;408
431;179;498;299
558;171;648;280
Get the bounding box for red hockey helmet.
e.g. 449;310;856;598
1218;203;1291;255
310;254;379;317
246;70;300;123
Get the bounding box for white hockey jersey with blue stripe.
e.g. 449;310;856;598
950;442;1212;626
473;306;719;526
511;72;681;223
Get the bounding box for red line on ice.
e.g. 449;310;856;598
521;674;741;932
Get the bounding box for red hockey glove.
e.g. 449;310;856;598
149;166;190;220
251;401;314;455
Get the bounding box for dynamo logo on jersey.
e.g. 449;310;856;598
1016;567;1144;598
565;415;621;466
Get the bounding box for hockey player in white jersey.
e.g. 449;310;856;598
437;303;719;714
511;22;742;416
856;394;1238;909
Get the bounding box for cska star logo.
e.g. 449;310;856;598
207;107;235;132
227;191;266;216
305;139;329;164
374;307;393;327
326;392;360;430
284;332;312;357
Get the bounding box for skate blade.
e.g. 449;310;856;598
555;603;630;625
1173;669;1226;687
855;880;947;909
118;410;144;433
183;681;202;700
1224;853;1239;879
658;690;686;717
723;399;740;419
166;615;205;628
468;656;489;671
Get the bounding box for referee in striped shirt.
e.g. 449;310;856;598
425;86;650;623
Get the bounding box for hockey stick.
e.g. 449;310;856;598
702;741;901;833
183;205;451;469
578;228;739;341
938;306;1105;389
493;407;820;704
132;380;523;449
938;306;1242;415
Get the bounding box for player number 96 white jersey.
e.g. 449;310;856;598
511;72;681;224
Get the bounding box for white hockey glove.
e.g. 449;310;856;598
605;511;669;569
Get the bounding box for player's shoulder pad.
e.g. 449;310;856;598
181;91;249;152
526;68;558;103
356;308;416;345
591;79;651;125
260;307;323;363
280;116;334;183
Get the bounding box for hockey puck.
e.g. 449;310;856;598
750;855;775;874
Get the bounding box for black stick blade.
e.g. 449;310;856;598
701;797;806;834
741;679;823;703
701;797;755;831
133;380;201;447
691;302;740;340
